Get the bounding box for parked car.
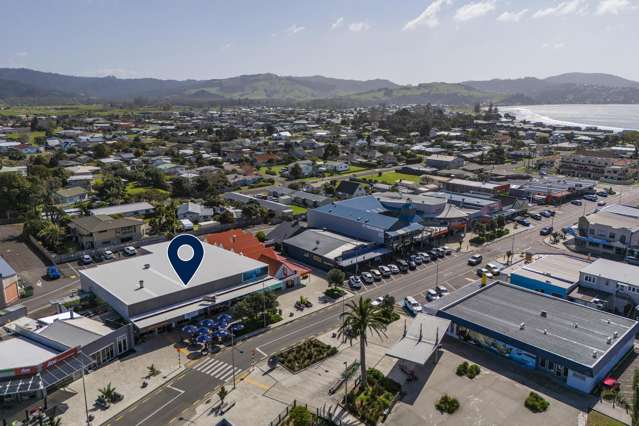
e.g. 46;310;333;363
426;289;439;302
436;285;449;296
468;254;483;266
571;200;583;206
123;246;137;256
408;260;417;270
388;264;400;274
486;262;502;275
404;296;423;315
434;248;446;258
348;275;362;289
370;269;382;281
411;254;423;265
103;250;114;260
529;212;542;220
428;250;439;260
539;226;553;236
442;246;452;255
540;210;552;218
516;218;531;226
418;252;431;263
371;296;384;307
361;272;374;284
46;265;61;280
379;265;392;277
584;194;598;202
597;191;608;197
81;255;93;265
397;259;409;273
598;201;607;206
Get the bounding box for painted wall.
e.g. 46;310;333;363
509;273;569;298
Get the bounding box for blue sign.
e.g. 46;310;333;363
167;234;204;286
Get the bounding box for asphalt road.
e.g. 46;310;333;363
104;186;639;426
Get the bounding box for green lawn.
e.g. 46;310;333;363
290;205;308;216
6;130;46;145
586;411;625;426
361;171;421;185
339;165;368;174
258;164;289;176
125;183;169;196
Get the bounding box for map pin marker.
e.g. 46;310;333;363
167;234;204;286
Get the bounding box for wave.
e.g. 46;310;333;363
499;105;635;132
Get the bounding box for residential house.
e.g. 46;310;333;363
335;181;367;199
68;215;145;249
55;187;89;206
176;202;214;223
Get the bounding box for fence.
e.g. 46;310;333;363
268;400;348;426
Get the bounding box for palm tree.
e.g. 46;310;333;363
98;383;117;403
337;297;388;389
37;221;62;251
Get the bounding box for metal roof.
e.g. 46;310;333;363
438;282;638;369
581;259;639;287
312;202;398;231
283;229;369;259
90;202;154;216
387;315;451;365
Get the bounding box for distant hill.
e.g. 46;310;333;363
1;68;638;106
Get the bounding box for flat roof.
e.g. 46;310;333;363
585;211;639;231
387;315;451;365
90;202;154;216
283;229;369;260
437;282;637;369
81;241;269;306
581;259;639;287
0;337;59;369
507;255;589;290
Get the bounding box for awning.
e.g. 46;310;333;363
337;247;391;267
387;315;451;365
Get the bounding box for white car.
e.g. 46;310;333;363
370;269;382;280
371;296;384;306
388;264;400;274
379;266;391;277
103;250;114;260
81;254;93;265
477;268;493;278
123;246;137;256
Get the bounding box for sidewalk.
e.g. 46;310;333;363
55;333;185;426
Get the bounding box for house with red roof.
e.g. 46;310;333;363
206;229;310;289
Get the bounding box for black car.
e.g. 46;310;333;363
539;226;553;236
408;260;417;270
428;250;439;260
571;200;583;206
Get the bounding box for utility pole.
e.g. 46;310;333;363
435;261;439;288
81;359;90;425
231;331;236;389
343;361;348;404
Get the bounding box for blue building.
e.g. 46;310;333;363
505;254;587;299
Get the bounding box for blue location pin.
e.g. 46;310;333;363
167;234;205;286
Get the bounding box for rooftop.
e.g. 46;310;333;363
0;256;16;278
80;241;269;306
585;211;639;232
581;258;639;287
283;229;369;260
70;215;143;233
90;202;154;216
0;336;59;369
437;281;637;369
507;255;589;290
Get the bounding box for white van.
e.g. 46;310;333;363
404;296;423;315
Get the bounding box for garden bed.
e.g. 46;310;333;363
345;368;401;425
276;338;338;373
324;287;346;299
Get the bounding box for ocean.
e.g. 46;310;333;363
499;104;639;132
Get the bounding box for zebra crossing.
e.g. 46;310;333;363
191;357;241;382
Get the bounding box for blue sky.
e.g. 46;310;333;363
2;0;638;84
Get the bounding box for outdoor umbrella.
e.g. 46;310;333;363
230;323;245;333
217;313;233;323
200;319;217;328
196;334;213;344
181;325;198;335
197;327;210;336
603;377;618;387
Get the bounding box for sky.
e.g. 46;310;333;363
2;0;638;84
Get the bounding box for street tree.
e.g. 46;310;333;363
327;268;346;288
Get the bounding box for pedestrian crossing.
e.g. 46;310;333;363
192;357;241;382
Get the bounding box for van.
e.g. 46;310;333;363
404;296;423;315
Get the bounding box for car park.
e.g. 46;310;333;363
370;269;382;281
539;226;553;236
123;246;137;256
361;272;374;284
571;200;583;206
404;296;423;315
529;212;542;220
426;288;439;302
468;254;483;266
436;285;449;296
46;265;61;280
81;254;93;265
379;265;392;277
388;264;400;274
349;275;362;289
372;296;384;307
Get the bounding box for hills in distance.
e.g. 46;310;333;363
1;68;639;106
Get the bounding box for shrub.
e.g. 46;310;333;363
525;392;549;413
435;394;460;414
456;362;468;376
288;405;313;426
470;236;485;245
466;364;481;379
324;287;346;299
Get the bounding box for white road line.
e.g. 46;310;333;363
135;385;185;426
220;368;241;381
208;363;231;377
255;347;267;357
194;359;216;371
212;364;233;378
200;360;225;374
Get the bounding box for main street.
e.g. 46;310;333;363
104;186;639;426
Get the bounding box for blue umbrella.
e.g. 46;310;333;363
230;323;245;333
197;327;210;335
200;319;217;328
181;325;198;335
212;329;229;339
196;334;212;344
217;314;232;323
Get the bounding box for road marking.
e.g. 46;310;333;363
255;347;267;357
465;277;475;282
243;376;271;390
116;415;123;421
135;385;185;426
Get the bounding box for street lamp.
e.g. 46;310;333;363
343;361;348;404
231;330;236;389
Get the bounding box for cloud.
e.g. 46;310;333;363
284;24;305;35
542;41;566;49
533;0;588;18
402;0;452;30
454;0;497;22
331;17;344;30
497;9;529;22
596;0;634;15
348;21;371;32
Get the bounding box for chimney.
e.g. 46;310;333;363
540;311;547;318
139;280;144;289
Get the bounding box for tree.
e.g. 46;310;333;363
337;297;388;389
231;292;278;323
97;174;126;204
323;143;340;160
496;215;506;230
380;295;395;319
217;385;228;406
255;231;267;242
150;200;179;236
0;172;34;218
327;268;346;288
289;163;304;180
219;210;235;224
93;143;111;159
171;177;192;198
37;221;63;252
